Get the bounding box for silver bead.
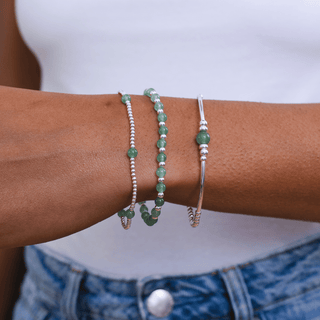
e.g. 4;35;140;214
199;144;208;149
157;109;164;114
131;172;136;176
130;144;135;148
130;120;134;124
130;137;135;141
159;122;165;127
130;158;135;162
159;162;165;166
131;168;135;172
200;155;207;161
129;117;134;121
133;184;137;188
130;129;135;134
160;134;166;139
150;90;157;95
158;178;164;182
133;188;137;192
200;120;208;126
158;193;164;198
130;123;135;127
199;125;208;131
200;149;208;155
155;206;161;211
130;134;135;139
132;191;137;195
159;147;165;152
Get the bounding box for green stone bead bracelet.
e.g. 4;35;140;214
117;91;138;230
187;94;210;228
137;88;168;226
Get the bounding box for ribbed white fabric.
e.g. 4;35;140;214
16;0;320;279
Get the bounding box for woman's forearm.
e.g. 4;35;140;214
0;86;320;249
163;97;320;223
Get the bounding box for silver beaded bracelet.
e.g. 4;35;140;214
187;95;210;227
138;88;168;226
117;91;138;230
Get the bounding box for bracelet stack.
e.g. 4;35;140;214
187;95;210;227
137;88;168;226
116;90;209;229
117;91;138;230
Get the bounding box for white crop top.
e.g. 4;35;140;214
15;0;320;279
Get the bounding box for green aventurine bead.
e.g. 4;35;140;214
127;147;138;158
157;113;167;122
126;210;135;219
156;182;166;193
196;130;211;144
154;102;164;111
155;197;165;206
146;216;158;226
118;209;126;217
121;94;131;104
151;207;161;217
141;211;149;220
157;152;167;163
156;166;166;178
157;138;167;148
144;88;155;97
159;126;168;135
140;205;148;213
151;93;160;102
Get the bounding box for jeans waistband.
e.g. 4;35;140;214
26;231;320;320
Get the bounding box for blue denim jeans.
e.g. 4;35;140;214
13;232;320;320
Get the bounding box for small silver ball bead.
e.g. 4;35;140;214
200;149;208;155
159;162;165;166
132;191;137;195
157;109;164;114
159;122;165;127
199;125;208;131
160;134;167;139
131;172;136;176
158;178;165;182
130;137;135;141
130;123;135;127
201;155;207;161
154;99;160;103
199;144;208;149
155;207;161;211
150;90;157;95
131;165;135;169
159;147;165;152
158;193;164;198
129;120;134;125
200;120;208;126
132;177;137;180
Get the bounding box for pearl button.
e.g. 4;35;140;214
146;289;174;318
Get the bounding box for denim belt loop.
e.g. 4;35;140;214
60;266;85;320
219;266;254;320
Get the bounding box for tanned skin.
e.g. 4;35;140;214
1;0;320;317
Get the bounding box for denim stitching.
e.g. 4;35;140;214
252;282;320;313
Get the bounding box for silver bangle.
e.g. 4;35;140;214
187;95;210;227
117;91;138;230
